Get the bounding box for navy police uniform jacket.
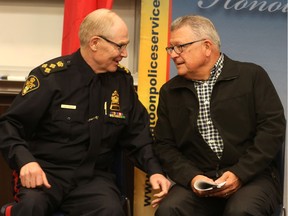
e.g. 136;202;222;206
0;50;163;182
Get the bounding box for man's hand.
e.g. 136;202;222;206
210;171;242;198
191;172;242;198
191;175;216;197
20;162;51;189
149;174;171;208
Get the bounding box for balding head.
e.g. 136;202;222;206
79;9;124;48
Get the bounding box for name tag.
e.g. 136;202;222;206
61;104;77;110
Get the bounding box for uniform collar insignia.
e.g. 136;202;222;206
40;59;67;75
118;64;130;74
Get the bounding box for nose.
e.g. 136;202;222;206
120;47;128;58
170;50;179;58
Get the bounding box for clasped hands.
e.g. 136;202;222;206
191;171;242;198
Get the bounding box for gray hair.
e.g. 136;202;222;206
171;15;221;49
79;9;117;47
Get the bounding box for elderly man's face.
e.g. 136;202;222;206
169;26;208;79
92;18;130;73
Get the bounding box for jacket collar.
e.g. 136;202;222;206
70;49;99;86
217;54;239;81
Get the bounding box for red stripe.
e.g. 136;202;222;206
166;0;173;81
5;205;13;216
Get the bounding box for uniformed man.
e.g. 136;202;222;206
0;9;170;216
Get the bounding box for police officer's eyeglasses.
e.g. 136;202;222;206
98;35;128;52
165;39;206;55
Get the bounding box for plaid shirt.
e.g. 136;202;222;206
194;53;224;158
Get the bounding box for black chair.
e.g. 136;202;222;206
1;150;132;216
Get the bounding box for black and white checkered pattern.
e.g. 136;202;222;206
194;54;224;158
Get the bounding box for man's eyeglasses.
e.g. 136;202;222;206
98;35;128;52
165;39;206;55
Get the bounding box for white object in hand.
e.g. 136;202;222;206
194;180;226;191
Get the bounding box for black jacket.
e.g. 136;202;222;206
154;55;286;187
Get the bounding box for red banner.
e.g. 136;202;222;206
61;0;114;55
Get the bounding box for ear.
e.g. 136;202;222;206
89;36;99;51
203;39;213;56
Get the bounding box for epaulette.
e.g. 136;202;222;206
39;57;69;76
118;64;131;74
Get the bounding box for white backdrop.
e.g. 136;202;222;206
0;0;138;81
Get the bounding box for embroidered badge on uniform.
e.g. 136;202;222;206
110;90;120;111
21;75;40;96
109;90;126;119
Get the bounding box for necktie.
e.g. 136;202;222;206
74;75;102;183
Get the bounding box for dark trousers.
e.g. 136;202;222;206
11;170;125;216
155;171;281;216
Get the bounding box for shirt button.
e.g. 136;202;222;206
67;117;71;121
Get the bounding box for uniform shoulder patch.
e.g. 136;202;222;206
118;64;131;74
22;75;40;96
40;57;67;75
